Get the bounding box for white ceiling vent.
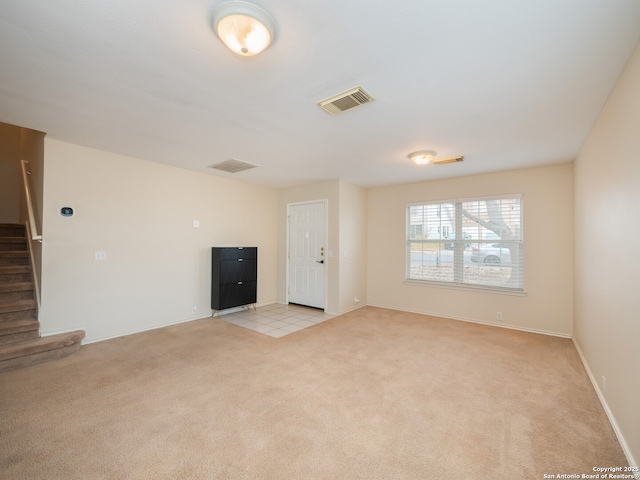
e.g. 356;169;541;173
317;86;375;115
208;159;258;173
432;156;464;165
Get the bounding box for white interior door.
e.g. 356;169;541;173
288;202;326;309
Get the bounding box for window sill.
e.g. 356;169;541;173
404;279;527;297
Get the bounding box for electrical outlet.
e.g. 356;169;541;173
602;375;606;393
354;297;360;304
496;312;503;321
192;305;197;314
95;251;107;261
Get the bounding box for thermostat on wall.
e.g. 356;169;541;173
59;207;74;217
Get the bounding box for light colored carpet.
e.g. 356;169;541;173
0;307;626;479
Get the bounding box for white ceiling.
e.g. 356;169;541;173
2;0;640;189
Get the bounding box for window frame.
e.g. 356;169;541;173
405;194;524;294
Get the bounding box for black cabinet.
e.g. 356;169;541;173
211;247;257;311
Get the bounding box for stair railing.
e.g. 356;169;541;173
21;160;42;242
21;160;42;310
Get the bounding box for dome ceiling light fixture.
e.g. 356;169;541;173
408;150;437;166
211;1;276;57
408;151;465;166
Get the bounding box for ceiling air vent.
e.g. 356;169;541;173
317;86;375;115
208;159;258;173
432;156;464;165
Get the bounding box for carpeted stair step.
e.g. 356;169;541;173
0;251;29;266
0;237;28;251
0;330;85;373
0;299;37;321
0;265;32;283
0;282;34;302
0;224;26;238
0;224;86;370
0;318;40;345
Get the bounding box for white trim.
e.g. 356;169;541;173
403;279;526;296
286;199;329;208
366;302;572;338
407;192;523;208
337;304;366;315
42;318;188;345
24;221;42;310
406;195;524;291
572;338;638;469
61;314;212;346
20;160;43;242
286;199;329;311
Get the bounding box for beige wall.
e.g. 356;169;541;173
41;139;278;343
338;180;367;313
0;122;23;223
367;163;574;336
573;41;640;465
19;127;46;230
0;122;46;226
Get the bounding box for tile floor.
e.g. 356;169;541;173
216;303;335;338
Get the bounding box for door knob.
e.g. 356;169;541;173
316;260;324;264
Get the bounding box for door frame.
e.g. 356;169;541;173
286;199;329;310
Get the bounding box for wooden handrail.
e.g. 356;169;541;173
20;160;43;242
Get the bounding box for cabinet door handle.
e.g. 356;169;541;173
238;281;243;285
238;258;243;262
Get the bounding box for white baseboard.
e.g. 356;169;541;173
336;303;366;315
74;300;315;345
572;338;638;470
75;314;213;345
366;302;572;338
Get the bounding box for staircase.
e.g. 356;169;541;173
0;223;84;373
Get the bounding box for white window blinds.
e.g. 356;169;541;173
406;195;523;291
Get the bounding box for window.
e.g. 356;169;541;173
406;195;523;292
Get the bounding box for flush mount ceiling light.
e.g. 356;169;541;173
408;150;437;166
408;151;465;166
211;1;276;56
